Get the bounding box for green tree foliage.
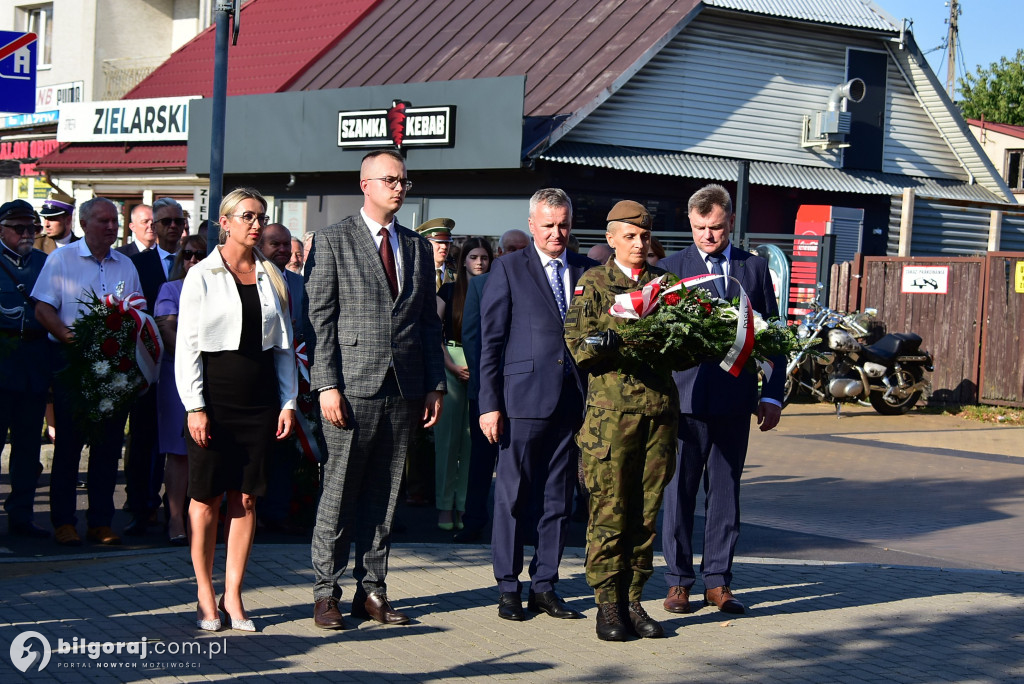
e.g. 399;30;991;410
958;49;1024;125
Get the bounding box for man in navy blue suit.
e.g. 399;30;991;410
658;184;784;616
478;188;597;622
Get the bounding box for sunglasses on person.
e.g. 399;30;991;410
157;217;186;227
0;222;42;235
180;249;203;261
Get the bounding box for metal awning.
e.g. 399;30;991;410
541;142;1005;203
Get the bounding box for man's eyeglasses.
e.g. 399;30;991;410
369;176;413;191
157;217;186;227
228;212;270;226
180;249;203;261
0;222;42;236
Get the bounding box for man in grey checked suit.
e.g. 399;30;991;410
305;149;446;629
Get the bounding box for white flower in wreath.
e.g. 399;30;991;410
753;313;768;333
110;374;129;391
92;360;111;377
98;398;115;414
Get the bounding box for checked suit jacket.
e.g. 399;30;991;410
659;244;785;416
303;214;446;401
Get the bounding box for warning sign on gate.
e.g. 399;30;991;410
901;265;948;294
1015;262;1024;294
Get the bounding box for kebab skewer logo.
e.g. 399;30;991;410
338;99;455;151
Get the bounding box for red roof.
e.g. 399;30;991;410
37;142;188;172
289;0;703;117
127;0;380;98
967;119;1024;140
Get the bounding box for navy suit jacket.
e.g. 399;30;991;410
130;247;168;315
462;272;488;402
478;248;597;420
660;244;785;416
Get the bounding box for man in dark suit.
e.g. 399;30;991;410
123;197;184;535
305;149;445;630
115;204;154;257
479;188;598;622
658;184;784;616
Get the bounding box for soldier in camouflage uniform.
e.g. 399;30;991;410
564;200;679;642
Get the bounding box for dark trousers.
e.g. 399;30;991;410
662;414;751;591
49;373;129;529
124;385;159;518
491;388;580;595
261;438;296;523
0;389;47;526
311;371;420;600
461;399;498;535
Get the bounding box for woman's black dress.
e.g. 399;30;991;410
186;282;279;500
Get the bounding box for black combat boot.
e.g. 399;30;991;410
595;603;628;641
627;601;665;638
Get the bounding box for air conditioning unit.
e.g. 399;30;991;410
800;78;865;150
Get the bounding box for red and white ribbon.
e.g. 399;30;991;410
678;274;755;378
292;343;322;461
608;275;666;319
103;292;162;386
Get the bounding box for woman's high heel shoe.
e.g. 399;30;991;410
218;596;256;632
196;605;221;632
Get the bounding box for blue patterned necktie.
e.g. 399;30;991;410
707;254;726;299
548;259;567;320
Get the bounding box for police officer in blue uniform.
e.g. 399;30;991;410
0;200;52;537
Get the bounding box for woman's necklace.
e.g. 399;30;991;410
226;260;255;274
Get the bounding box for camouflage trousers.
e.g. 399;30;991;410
579;407;677;603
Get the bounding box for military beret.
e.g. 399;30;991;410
39;190;76;218
606;200;652;229
416;217;454;242
0;199;38;223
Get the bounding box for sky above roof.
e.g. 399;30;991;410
880;0;1023;99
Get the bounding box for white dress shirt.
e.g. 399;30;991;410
174;246;297;412
31;238;143;342
534;243;570;306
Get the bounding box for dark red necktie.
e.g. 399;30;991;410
378;227;398;299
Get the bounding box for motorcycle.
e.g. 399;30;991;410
783;291;934;415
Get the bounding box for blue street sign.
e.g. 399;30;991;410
0;31;37;114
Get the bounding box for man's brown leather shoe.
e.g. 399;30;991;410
313;597;348;629
663;585;692;614
352;592;410;625
704;586;745;614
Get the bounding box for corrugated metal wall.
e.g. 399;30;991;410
565;10;966;180
888;195;1024;256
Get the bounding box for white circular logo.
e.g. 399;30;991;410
9;631;51;673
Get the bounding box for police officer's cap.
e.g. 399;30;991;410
0;199;39;223
416;217;455;242
39;190;76;218
606;200;652;230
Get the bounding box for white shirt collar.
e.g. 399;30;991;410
534;243;566;269
698;242;732;263
360;207;394;236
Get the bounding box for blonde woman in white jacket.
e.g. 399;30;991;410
176;187;297;632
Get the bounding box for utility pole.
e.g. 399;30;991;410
208;0;239;254
945;0;960;99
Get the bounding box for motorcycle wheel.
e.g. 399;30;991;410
782;373;797;407
869;367;923;415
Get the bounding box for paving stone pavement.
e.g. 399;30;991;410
2;543;1022;682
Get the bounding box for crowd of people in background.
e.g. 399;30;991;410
0;148;783;642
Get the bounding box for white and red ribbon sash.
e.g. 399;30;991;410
292;342;322;461
677;274;755;377
103;292;162;386
608;275;666;319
